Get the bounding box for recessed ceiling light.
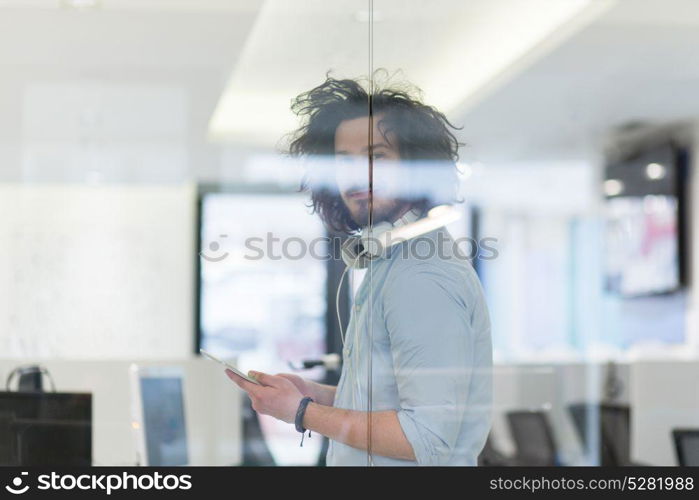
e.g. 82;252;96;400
62;0;101;10
603;179;624;197
354;10;384;23
645;162;666;180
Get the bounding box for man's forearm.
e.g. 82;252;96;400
308;382;337;406
302;403;416;461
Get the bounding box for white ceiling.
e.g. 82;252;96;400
0;0;261;12
457;0;699;162
208;0;610;145
0;1;262;68
0;1;263;181
0;0;698;181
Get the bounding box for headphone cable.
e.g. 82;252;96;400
335;249;367;348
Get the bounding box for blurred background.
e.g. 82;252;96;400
1;0;698;467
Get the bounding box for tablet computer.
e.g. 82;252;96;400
199;349;261;385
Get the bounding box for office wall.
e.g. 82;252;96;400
630;360;699;466
0;183;196;359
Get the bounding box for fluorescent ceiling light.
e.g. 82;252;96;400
208;91;298;144
420;0;615;113
354;9;384;23
61;0;100;9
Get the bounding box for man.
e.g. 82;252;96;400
227;75;492;466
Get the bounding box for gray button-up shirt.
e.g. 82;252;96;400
326;227;492;466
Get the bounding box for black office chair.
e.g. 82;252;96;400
600;404;632;466
569;403;615;466
478;432;518;466
506;410;559;466
240;397;276;466
672;429;699;466
568;403;637;466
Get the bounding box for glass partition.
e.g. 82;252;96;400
0;0;372;467
362;0;696;467
2;0;698;469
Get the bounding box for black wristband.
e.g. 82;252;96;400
294;396;314;433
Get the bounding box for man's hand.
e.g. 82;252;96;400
225;370;303;424
226;369;415;460
276;373;316;400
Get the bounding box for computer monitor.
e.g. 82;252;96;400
0;391;91;466
672;429;699;466
129;365;189;466
603;144;687;298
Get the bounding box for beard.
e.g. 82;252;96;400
346;198;410;228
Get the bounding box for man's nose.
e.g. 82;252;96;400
336;162;370;192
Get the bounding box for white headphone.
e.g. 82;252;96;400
335;205;461;344
335;209;420;349
340;209;422;270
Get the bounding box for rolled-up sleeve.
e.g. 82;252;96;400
383;263;475;466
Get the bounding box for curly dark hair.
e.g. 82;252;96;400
286;73;461;234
